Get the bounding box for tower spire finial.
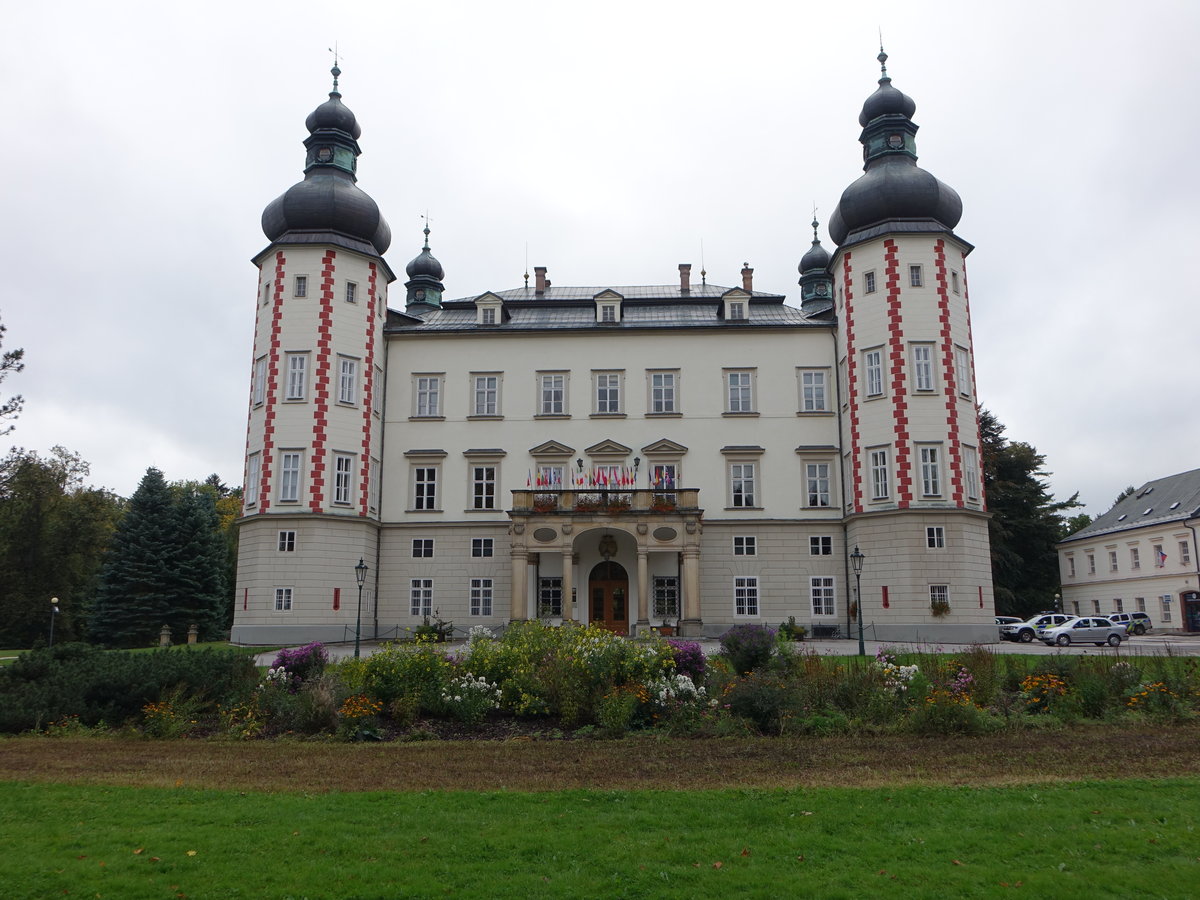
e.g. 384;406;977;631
421;212;431;249
328;44;343;95
811;205;820;244
877;34;890;83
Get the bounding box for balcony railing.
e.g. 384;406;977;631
510;488;699;515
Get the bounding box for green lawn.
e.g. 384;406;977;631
2;779;1195;898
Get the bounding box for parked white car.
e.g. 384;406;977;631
1001;613;1073;643
1040;617;1125;647
1105;612;1153;636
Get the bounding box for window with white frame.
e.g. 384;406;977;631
372;366;383;415
964;446;980;501
911;344;935;392
594;372;622;414
869;448;890;500
651;463;677;492
954;346;971;397
481;307;497;325
472;538;494;558
1108;550;1119;572
725;370;755;413
864;271;877;294
1113;598;1124;613
285;353;308;401
293;275;307;298
806;462;831;508
1087;553;1096;574
279;451;302;503
950;271;960;294
728;300;746;320
537;464;564;490
1153;544;1165;567
333;453;354;505
730;462;756;508
649;371;678;414
345;281;357;303
1130;547;1140;569
1093;599;1101;614
810;535;832;556
539;372;567;415
919;445;941;496
653;576;680;620
1161;595;1172;622
538;577;563;617
246;452;261;508
413;467;438;510
1072;600;1080;615
275;587;293;611
410;579;433;617
278;530;295;552
1136;597;1146;612
412;538;434;558
864;349;884;397
927;526;945;549
369;457;380;513
930;584;950;610
600;303;617;323
909;265;923;287
471;465;497;510
472;374;499;416
338;357;358;405
811;576;836;616
1180;540;1192;565
261;280;271;306
734;576;759;616
799;369;828;412
733;535;757;556
414;375;442;417
1067;557;1076;577
470;578;493;616
253;356;267;406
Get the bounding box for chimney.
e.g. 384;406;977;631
741;263;754;292
679;263;691;294
534;266;547;295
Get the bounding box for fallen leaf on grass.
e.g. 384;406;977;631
692;863;701;868
878;870;888;875
712;861;723;869
133;849;143;855
150;858;160;863
740;848;751;857
952;860;964;866
796;855;805;862
186;850;197;857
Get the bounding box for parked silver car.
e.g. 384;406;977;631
1040;617;1124;647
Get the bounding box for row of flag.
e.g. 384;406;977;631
526;469;677;489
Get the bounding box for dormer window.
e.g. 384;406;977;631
601;304;617;323
474;292;505;326
593;292;624;324
729;301;746;320
481;307;496;325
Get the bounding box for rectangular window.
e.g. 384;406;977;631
472;538;494;558
1180;541;1192;565
1108;550;1119;572
870;448;890;500
413;467;438;510
600;304;617;323
650;371;677;414
410;579;433;617
927;526;945;549
810;535;832;556
864;271;877;294
930;584;950;610
345;281;357;303
799;370;827;412
1130;547;1140;569
811;576;836;616
1161;596;1172;622
728;300;746;320
954;346;971;397
964;446;980;501
1093;599;1101;615
1068;557;1076;577
595;372;621;414
726;371;754;413
261;281;271;306
246;452;261;508
482;307;497;325
412;538;434;558
950;271;960;294
730;463;756;508
653;576;680;620
1114;598;1124;613
368;457;380;513
1072;601;1080;616
470;578;493;616
372;366;383;416
285;354;308;401
909;265;923;287
865;349;883;397
274;587;293;611
415;376;442;417
1153;544;1164;567
253;356;267;406
911;344;934;392
279;451;302;503
1136;597;1146;612
472;375;499;416
539;373;566;415
734;576;759;616
294;275;307;298
277;530;295;552
333;453;354;505
1088;553;1096;574
338;357;358;405
538;577;563;618
471;465;497;510
919;446;941;496
733;536;757;556
806;463;831;508
536;465;564;490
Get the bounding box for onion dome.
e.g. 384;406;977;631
799;225;831;274
404;224;446;309
260;65;391;257
406;226;445;280
798;217;834;316
828;49;962;247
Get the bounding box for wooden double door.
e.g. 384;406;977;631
589;560;629;634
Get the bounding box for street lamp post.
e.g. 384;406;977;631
850;546;866;657
48;597;60;649
354;557;369;659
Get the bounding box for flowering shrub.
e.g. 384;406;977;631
597;682;650;736
338;693;384;741
875;648;919;693
347;641;454;713
1126;681;1189;720
667;640;706;685
441;674;502;726
1021;673;1070;713
719;624;776;674
467;625;495;645
271;642;329;687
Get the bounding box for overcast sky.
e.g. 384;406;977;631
5;0;1197;517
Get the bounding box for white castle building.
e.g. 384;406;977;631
232;53;996;645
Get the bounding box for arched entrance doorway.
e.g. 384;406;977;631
589;560;629;634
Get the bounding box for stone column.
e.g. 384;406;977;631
187;624;199;645
561;549;574;622
510;548;528;621
636;550;650;628
680;547;702;636
159;625;171;647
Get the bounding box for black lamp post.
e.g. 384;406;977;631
850;546;866;656
354;557;368;659
48;597;60;649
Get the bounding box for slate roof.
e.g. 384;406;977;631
1059;468;1200;544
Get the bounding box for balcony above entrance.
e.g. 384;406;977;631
510;488;701;517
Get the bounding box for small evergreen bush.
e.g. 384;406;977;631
719;624;776;675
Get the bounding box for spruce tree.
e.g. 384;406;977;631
165;485;228;641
